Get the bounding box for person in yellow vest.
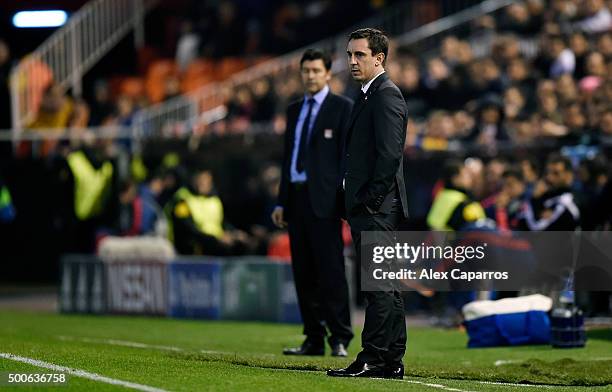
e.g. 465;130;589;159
427;160;486;231
169;168;251;256
427;159;488;326
65;142;115;251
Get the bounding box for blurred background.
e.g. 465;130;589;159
0;0;610;322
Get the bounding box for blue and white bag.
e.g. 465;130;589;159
462;294;552;348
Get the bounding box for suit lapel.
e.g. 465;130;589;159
286;99;303;140
346;73;390;146
308;94;331;143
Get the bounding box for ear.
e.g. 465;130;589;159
376;53;385;66
325;71;332;82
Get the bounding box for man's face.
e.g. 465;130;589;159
300;59;331;95
194;171;213;195
453;166;473;190
347;38;383;83
545;162;573;189
503;176;526;199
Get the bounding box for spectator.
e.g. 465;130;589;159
463;97;510;147
574;0;612;34
548;35;576;78
175;21;200;71
498;2;541;35
250;78;276;123
569;32;590;80
575;154;609;210
427;160;486;231
203;1;246;58
599;108;612;139
561;101;592;144
519;153;580;231
0;39;11;129
556;74;579;105
487;166;528;230
111;96;137;127
168;168;255;256
29;84;73;129
397;62;428;119
596;32;612;57
520;156;541;198
89;80;115;126
99;178;166;239
503;86;528;121
584;51;607;78
505;57;537;97
0;175;15;223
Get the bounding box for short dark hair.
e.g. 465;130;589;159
521;156;540;176
300;49;332;70
503;166;524;181
441;160;463;186
348;28;389;66
547;153;573;172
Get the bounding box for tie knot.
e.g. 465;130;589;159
307;97;316;105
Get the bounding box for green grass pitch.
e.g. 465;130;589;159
0;310;611;391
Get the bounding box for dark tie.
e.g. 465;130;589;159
296;98;315;174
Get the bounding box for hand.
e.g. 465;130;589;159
271;206;287;228
533;180;548;198
220;233;235;246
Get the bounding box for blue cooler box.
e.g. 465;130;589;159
462;294;552;348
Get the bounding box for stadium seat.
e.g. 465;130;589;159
119;77;145;99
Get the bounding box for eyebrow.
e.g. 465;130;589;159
346;50;367;56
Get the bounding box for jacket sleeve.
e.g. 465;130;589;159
338;97;353;185
363;88;406;212
277;105;294;208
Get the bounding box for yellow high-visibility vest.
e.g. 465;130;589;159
174;187;224;239
427;188;484;231
67;150;113;220
0;185;12;209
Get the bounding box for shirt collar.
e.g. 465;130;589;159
361;70;385;94
305;84;329;105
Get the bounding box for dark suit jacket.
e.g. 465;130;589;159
278;91;353;219
344;73;409;219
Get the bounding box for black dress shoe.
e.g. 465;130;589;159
283;341;324;356
383;364;404;379
327;361;385;378
330;343;348;357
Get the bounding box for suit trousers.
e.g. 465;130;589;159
349;196;407;367
287;183;353;346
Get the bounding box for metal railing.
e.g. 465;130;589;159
10;0;159;132
131;0;487;138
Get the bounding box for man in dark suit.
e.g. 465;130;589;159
272;49;354;357
328;28;409;379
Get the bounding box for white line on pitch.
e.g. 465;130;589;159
0;353;169;392
57;335;276;357
496;357;612;366
394;378;474;391
476;380;554;389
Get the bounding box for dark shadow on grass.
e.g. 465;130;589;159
587;329;612;341
166;351;612;387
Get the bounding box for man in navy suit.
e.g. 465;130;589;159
328;28;409;379
272;49;354;357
